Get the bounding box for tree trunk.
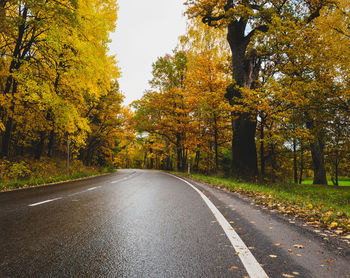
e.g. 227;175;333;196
143;150;147;169
309;139;327;185
1;6;29;158
293;137;298;184
194;150;200;172
299;140;304;184
149;147;154;169
335;158;338;186
176;134;183;171
225;20;259;179
1;117;13;157
260;117;265;178
306;120;327;185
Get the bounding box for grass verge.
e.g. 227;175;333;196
175;172;350;236
302;178;350;186
0;169;115;192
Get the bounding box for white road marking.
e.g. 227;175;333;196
110;178;125;184
68;186;102;196
110;172;137;184
168;174;269;278
30;186;103;205
28;197;62;207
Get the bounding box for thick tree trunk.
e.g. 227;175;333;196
309;139;327;185
225;20;259;179
306;120;327;185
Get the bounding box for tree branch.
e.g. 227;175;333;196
202;14;226;27
245;24;269;42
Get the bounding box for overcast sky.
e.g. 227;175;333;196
109;0;187;105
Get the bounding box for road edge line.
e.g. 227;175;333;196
167;173;269;278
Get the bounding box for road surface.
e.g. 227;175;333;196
0;169;349;277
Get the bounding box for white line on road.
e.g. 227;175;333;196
110;172;137;184
87;186;99;191
168;174;269;278
28;197;63;207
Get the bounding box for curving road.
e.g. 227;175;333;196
0;169;349;277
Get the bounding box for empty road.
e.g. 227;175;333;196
0;169;349;277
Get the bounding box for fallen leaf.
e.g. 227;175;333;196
273;243;281;246
296;254;302;257
324;259;335;263
293;272;300;275
293;244;304;249
229;266;239;270
269;254;278;258
282;274;295;278
288;249;293;252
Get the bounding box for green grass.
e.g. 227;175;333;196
301;178;350;186
0;169;115;191
175;172;350;230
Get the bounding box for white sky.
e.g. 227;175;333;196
109;0;187;105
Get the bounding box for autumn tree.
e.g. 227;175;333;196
184;0;332;179
0;0;121;169
181;19;232;173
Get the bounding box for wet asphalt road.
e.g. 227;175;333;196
0;169;349;278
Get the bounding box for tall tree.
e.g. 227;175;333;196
185;0;331;179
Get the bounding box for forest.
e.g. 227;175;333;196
0;0;349;186
123;0;350;185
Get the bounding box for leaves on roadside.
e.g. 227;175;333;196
282;274;295;278
293;244;304;249
229;266;239;270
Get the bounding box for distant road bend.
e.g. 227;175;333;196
0;169;349;277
